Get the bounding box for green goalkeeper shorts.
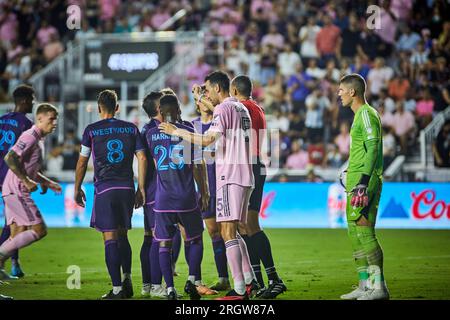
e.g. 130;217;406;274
346;174;382;225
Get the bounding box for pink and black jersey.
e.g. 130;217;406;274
147;122;200;213
192;117;216;197
81;118;144;191
0;112;32;186
207;97;254;191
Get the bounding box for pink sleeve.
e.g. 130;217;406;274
11;132;37;157
208;105;226;134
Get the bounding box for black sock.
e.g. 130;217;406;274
253;231;279;282
242;234;264;287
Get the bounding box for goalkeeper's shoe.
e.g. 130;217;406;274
184;280;201;300
340;285;368;300
260;279;287;299
10;264;25;278
357;284;390;300
215;289;249;300
122;277;133;298
101;289;125;300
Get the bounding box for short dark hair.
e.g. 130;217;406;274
97;89;118;114
232;75;252;97
160;87;176;96
142;91;163;117
205;70;230;92
159;94;180;121
36;103;58;116
340;74;366;98
12;84;35;103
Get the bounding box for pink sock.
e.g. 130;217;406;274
225;239;245;295
237;234;256;284
0;230;39;258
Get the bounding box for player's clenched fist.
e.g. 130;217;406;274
74;188;86;208
350;184;369;207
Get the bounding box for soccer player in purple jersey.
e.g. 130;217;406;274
0;104;61;279
0;85;35;279
191;97;230;294
74;90;147;299
147;94;209;300
159;71;256;300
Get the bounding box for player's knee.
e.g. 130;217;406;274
159;240;172;248
208;229;221;240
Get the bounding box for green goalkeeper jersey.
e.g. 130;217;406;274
347;103;383;190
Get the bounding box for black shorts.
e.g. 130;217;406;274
143;203;155;232
249;162;266;212
90;188;134;232
154;210;203;242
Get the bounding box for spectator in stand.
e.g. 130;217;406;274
99;0;121;23
367;57;394;99
415;88;434;129
348;55;371;80
307;136;326;168
315;14;340;67
43;33;64;62
334;122;350;161
263;74;285;115
36;20;58;49
432;120;450;168
225;36;247;76
287;111;306;141
374;0;398;56
151;4;171;30
338;13;363;60
358;26;385;62
277;44;301;80
305;58;326;80
6;40;23;62
383;126;397;169
285;140;309;170
259;44;278;86
388;72;411;102
305;88;330;141
286;63;314;114
299;16;321;64
396;25;421;52
186;56;212;92
62;129;81;171
326;143;343;168
261;24;285;52
374;88;396;113
392;101;416;155
377;102;395;128
0;3;18;46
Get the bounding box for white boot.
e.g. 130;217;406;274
341;285;368;300
357;282;390;300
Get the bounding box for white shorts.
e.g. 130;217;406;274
216;184;253;223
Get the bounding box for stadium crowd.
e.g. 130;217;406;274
1;0;450;171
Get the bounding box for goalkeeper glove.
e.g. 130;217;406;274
350;174;370;207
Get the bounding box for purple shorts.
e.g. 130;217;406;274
154;209;203;242
201;196;216;220
90;188;134;232
143;202;155;232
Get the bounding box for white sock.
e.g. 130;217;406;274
113;286;122;294
195;280;202;286
234;280;245;295
152;284;162;289
188;275;195;283
244;272;254;285
219;277;228;283
167;286;175;294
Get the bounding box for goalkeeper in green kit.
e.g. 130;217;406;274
338;74;389;300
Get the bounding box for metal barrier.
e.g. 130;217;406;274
420;106;450;168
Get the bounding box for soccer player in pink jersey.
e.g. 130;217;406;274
0;103;61;279
159;71;256;300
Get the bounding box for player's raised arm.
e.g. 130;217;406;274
158;122;219;147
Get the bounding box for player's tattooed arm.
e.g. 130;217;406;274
158;123;219;147
4;150;38;192
193;159;209;212
74;154;89;207
134;150;147;209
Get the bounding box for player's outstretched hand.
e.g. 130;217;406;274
48;181;62;195
134;188;145;209
158;123;177;135
74;188;86;208
24;178;38;193
350;184;369;207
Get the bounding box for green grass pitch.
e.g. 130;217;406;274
1;228;449;300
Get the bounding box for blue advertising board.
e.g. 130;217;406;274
1;182;449;229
